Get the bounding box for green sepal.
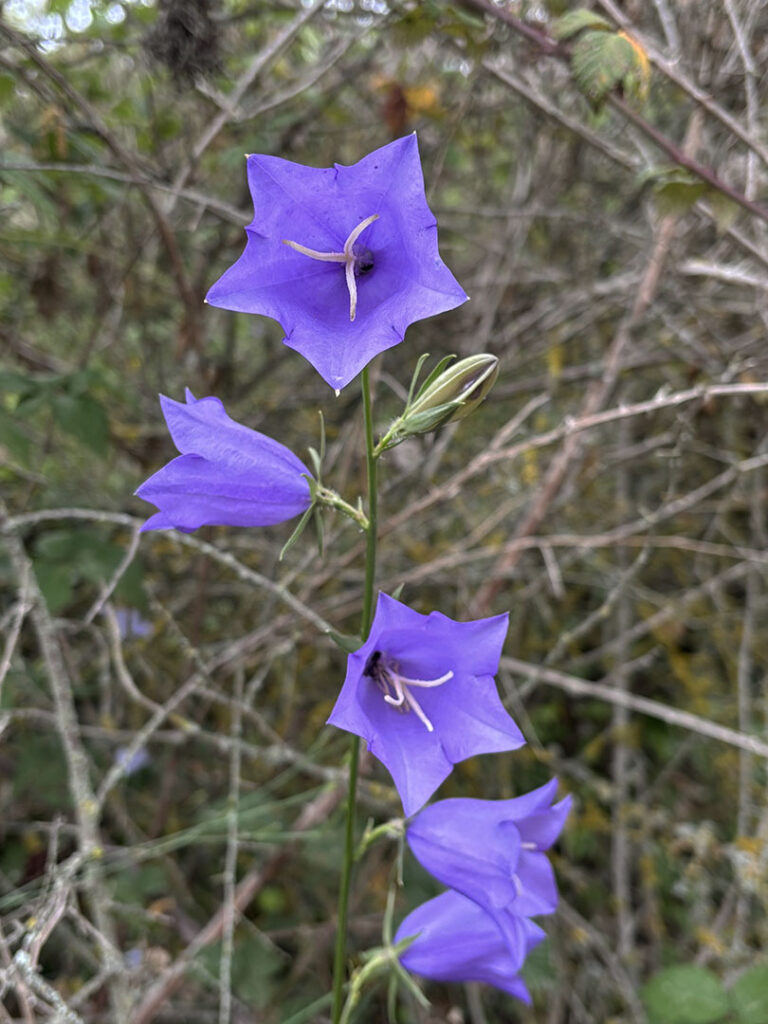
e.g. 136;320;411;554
325;629;364;653
406;352;434;407
279;503;315;561
412;354;456;402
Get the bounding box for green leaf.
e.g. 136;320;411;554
654;178;708;217
0;408;33;467
0;73;15;107
552;9;612;41
731;965;768;1024
197;936;284;1009
571;30;649;107
641;966;730;1024
51;392;109;457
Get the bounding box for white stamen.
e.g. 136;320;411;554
282;213;379;322
383;675;406;708
521;841;537;851
397;670;454;688
365;653;453;734
513;873;524;897
402;687;436;732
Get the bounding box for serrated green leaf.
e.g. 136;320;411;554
571;30;648;106
552;9;612;41
641;966;730;1024
731;965;768;1024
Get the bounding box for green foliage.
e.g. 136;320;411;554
32;528;145;613
551;9;612;41
197;935;285;1009
730;966;768;1024
641;966;730;1024
571;28;650;106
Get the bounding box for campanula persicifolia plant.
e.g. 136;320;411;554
137;134;570;1022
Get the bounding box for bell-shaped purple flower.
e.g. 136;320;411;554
136;389;312;533
205;135;468;391
406;781;571;957
326;593;525;816
395;889;544;1002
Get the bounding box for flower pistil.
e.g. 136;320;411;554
283;213;379;322
364;650;453;733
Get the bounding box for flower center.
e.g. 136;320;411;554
282;213;379;323
363;650;453;733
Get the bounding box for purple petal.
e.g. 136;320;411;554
517;795;573;851
136;392;313;533
395;889;544;999
206;136;468;390
327;593;522;815
408;802;521;911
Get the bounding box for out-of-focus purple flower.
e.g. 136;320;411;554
326;593;524;816
115;746;151;775
395;888;544;1003
136;389;312;533
406;781;571;955
113;607;152;639
205;135;468;391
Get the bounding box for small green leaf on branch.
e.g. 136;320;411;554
551;9;612;41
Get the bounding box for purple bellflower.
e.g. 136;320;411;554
326;593;525;816
395;888;544;1003
406;780;571;956
136;390;312;533
205;135;468;391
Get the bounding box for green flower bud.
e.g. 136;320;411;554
405;353;499;431
375;354;500;455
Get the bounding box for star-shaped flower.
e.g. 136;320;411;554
395;889;544;1002
136;389;312;532
326;593;525;816
406;781;571;956
205;135;468;391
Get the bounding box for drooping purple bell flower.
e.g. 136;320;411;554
395;888;544;1003
326;593;525;816
205;135;468;391
136;389;312;533
406;780;571;956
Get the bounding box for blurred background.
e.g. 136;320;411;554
2;1;768;1021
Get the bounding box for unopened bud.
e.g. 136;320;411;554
375;354;500;455
405;353;499;432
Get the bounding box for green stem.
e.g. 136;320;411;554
331;365;378;1024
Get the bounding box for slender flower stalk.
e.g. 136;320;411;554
331;365;378;1024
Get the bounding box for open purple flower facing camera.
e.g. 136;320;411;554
395;889;545;1003
406;780;571;957
205;135;468;391
327;593;525;816
136;390;312;533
